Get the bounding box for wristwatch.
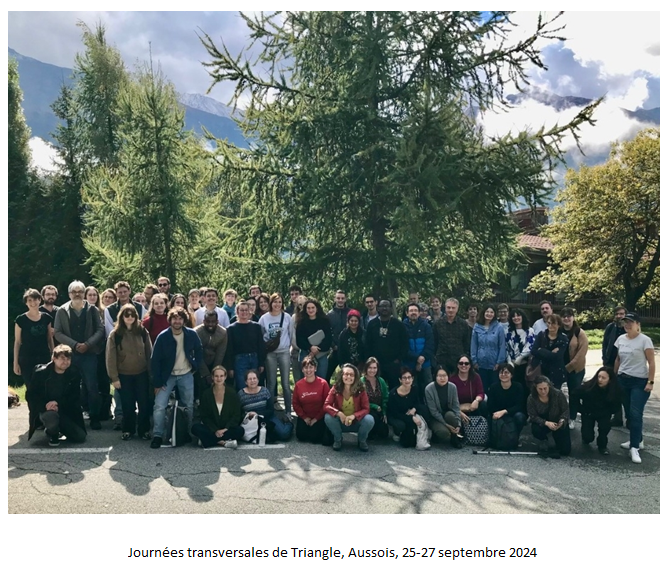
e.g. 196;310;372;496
648;381;654;385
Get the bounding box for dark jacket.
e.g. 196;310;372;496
403;317;435;369
337;327;366;366
531;330;569;388
576;381;621;417
54;301;105;354
602;322;625;367
295;316;333;354
198;386;243;432
387;387;430;422
527;387;569;427
433;316;471;369
366;316;408;364
151;327;203;389
327;305;352;345
27;362;85;439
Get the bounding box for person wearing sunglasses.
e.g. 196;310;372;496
452;354;488;424
156;277;173;301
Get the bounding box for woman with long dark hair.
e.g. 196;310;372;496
576;366;621;455
323;364;373;451
452;354;488;423
361;357;390;440
295;298;332;380
106;303;153;440
530;314;568;389
470;304;506;394
506;308;535;388
169;293;195;328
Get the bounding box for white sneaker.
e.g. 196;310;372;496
568;419;575;430
392;435;400;442
620;440;644;450
224;440;238;449
630;448;641;463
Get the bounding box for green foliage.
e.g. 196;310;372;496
583;328;660;350
528;128;660;311
82;62;215;292
200;11;599;303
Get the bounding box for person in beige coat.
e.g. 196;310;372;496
106;304;153;440
560;307;589;429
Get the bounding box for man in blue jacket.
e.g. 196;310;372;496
403;303;435;400
150;307;203;448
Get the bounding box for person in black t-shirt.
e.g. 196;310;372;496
14;288;54;391
39;284;60;321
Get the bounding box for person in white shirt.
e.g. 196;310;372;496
194;287;230;328
614;312;655;464
531;300;553;334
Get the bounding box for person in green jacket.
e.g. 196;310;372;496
361;357;389;440
191;366;244;448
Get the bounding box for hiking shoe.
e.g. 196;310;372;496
630;448;641;464
358;441;369;452
332;440;342;451
90;420;101;430
598;447;610;455
150;436;162;449
48;435;60;447
224;440;238;449
621;440;644;450
568;419;575;430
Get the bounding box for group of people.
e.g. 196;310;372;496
14;281;655;462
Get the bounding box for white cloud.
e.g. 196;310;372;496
29;137;61;172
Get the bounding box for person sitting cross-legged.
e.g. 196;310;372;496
191;366;244;449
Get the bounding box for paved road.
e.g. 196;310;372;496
8;350;660;514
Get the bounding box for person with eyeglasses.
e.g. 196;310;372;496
452;354;488;423
487;363;527;448
54;280;105;430
156;277;173;301
387;367;431;447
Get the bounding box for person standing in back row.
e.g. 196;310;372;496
433;298;471;375
366;300;408;386
326;290;351;382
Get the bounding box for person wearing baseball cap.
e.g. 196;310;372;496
614;312;655;463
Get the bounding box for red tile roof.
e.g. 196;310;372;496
518;234;553;250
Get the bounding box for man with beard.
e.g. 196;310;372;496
366;300;408;384
195;309;228;391
433;298;471;375
39;285;60;322
53;280;105;430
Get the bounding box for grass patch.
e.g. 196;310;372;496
584;327;660;350
10;384;27;403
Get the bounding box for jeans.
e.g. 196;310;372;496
152;373;194;439
324;413;374;444
118;372;152;436
40;410;87;443
233;353;260;393
191;423;244;448
566;369;585;420
478;368;497;396
290;347;301;387
266;347;292;412
299;350;328;381
71;353;100;420
269;416;293;441
619;374;650;449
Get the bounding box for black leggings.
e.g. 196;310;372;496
296;418;331;444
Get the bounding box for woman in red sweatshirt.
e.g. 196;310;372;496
292;356;331;444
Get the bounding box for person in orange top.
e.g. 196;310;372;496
323;363;374;452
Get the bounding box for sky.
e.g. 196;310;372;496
6;10;661;170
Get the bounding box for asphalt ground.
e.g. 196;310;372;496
7;350;660;514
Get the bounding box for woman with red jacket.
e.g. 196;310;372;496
324;364;374;452
293;356;331;444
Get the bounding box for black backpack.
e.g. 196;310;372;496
490;416;520;451
163;399;191;446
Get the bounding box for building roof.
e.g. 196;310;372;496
518;233;554;250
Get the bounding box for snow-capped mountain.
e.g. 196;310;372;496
178;92;240;118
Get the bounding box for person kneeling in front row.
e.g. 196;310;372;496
324;364;374;452
527;376;571;457
191;366;244;449
424;366;463;448
27;345;87;446
293;356;332;444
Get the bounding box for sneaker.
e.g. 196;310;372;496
358;441;369;452
224;439;238;449
82;411;90;420
140;431;152;441
621;440;644;450
90;420;101;430
392;434;400;443
150;436;162;449
121;432;131;441
598;447;610;455
568;419;575;430
48;435;60;447
332;440;342;451
630;448;641;463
